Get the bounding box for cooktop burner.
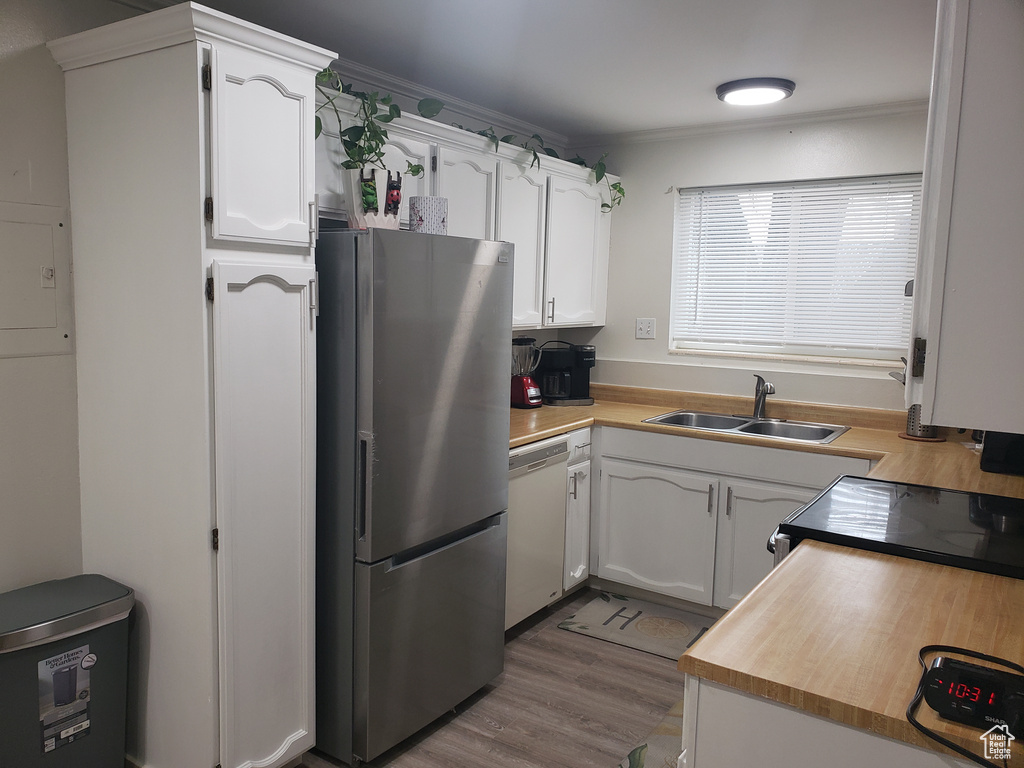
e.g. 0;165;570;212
778;475;1024;579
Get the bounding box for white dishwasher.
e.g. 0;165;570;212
505;434;569;630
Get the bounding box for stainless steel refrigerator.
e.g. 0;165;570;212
315;227;512;764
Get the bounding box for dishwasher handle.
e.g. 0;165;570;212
509;439;569;478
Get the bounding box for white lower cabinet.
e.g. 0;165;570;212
564;458;592;590
563;428;593;591
595;428;870;608
597;459;718;604
711;480;816;609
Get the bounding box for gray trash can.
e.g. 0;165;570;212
0;574;134;768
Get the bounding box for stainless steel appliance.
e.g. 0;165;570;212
536;341;596;405
315;227;513;764
769;475;1024;579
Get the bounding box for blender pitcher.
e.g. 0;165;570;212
510;337;542;408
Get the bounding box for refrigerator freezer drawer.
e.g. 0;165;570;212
353;513;507;762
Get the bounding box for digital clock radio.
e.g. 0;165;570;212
923;656;1024;730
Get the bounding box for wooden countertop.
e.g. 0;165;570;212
511;384;1024;498
678;540;1024;764
513;383;1024;760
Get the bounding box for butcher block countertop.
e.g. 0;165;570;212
678;541;1024;764
510;383;1024;498
512;383;1024;761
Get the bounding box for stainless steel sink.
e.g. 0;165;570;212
735;420;847;442
643;409;849;444
645;411;750;430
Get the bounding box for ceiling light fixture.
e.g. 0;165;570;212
716;77;796;106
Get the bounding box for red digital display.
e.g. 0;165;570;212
949;681;981;701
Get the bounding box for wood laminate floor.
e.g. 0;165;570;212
300;589;685;768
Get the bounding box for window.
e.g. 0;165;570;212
670;175;922;363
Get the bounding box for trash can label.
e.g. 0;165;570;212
37;644;92;753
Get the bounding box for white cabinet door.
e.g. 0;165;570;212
209;43;316;248
712;481;816;609
211;260;317;768
544;175;608;326
564;459;591;591
379;126;434;228
497;161;547;327
909;0;1024;433
596;459;718;604
435;145;497;240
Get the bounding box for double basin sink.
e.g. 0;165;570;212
643;409;849;444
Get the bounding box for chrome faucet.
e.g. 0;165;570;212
753;374;775;419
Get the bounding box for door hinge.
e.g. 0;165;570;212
911;337;927;378
431;155;437;172
205;276;214;302
212;528;219;552
204;197;214;222
201;64;212;91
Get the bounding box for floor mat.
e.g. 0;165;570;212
558;592;714;660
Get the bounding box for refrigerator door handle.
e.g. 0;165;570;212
388;514;503;571
357;434;372;541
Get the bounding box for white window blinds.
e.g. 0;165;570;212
670;175;922;361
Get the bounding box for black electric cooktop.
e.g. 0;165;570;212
778;475;1024;579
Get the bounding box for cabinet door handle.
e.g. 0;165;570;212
309;196;319;247
707;483;715;516
547;297;556;323
570;472;578;500
726;487;734;517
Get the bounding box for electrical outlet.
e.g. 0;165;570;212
635;317;656;339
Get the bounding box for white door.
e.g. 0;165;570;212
435;145;497;239
497;161;547;327
713;480;815;609
379;126;433;228
564;459;591;591
211;260;317;768
596;459;718;604
209;42;316;247
544;175;605;326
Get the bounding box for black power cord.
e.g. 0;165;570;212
907;645;1024;768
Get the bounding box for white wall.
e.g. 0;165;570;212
566;108;929;409
0;0;137;594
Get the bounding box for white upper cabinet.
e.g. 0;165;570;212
909;0;1024;433
313;103;614;329
379;125;433;228
209;41;318;247
497;159;547;327
544;174;610;327
435;144;498;240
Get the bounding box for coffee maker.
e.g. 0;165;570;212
536;342;596;406
511;337;543;408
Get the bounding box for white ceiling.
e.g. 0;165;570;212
136;0;939;143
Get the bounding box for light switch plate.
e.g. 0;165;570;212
635;317;656;339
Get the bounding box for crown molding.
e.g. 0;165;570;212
51;2;335;72
570;100;930;150
329;55;571;155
